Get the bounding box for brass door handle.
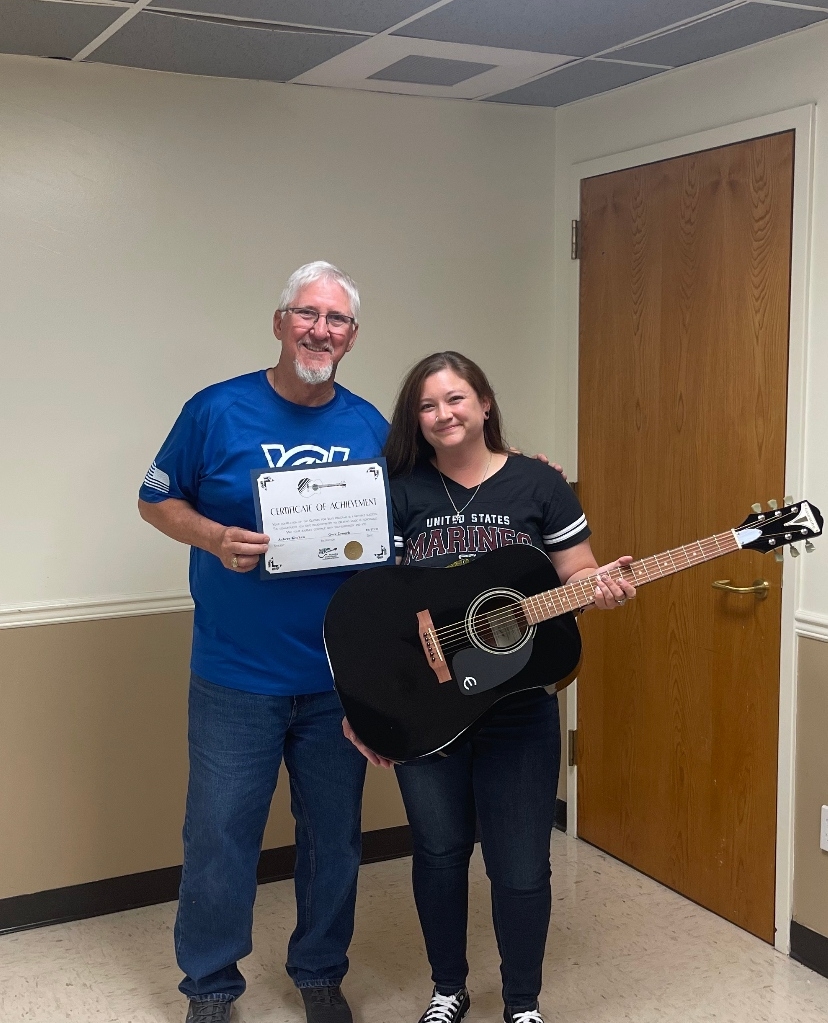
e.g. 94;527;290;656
712;579;770;600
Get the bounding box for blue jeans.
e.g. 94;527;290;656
175;674;367;1002
395;688;561;1011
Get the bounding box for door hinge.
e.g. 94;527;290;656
567;728;578;767
570;219;581;260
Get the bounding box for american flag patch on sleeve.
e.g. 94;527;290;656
143;461;171;495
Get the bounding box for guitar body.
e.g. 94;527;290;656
324;544;581;762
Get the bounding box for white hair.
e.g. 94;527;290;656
279;261;360;324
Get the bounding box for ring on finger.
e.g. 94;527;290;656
615;597;626;605
231;555;238;569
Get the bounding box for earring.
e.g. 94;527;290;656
484;411;490;419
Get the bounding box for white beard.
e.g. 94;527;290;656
293;337;335;385
294;355;333;385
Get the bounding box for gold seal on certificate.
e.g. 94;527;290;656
251;460;393;578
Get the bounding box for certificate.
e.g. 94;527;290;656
251;459;394;579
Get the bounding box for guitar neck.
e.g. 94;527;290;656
521;529;740;624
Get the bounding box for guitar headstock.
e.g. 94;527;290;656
734;499;823;553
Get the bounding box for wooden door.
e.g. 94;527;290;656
576;132;794;942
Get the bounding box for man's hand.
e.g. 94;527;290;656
138;497;270;571
508;447;568;480
342;717;394;769
214;526;270;572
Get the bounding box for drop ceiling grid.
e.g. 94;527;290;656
3;0;827;106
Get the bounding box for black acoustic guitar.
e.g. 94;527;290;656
324;500;822;762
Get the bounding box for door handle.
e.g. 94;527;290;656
712;579;770;600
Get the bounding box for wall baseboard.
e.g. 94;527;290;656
0;825;412;936
790;919;828;980
0;808;570;936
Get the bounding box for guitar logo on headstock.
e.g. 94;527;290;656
734;499;823;554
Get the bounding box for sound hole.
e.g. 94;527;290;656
469;593;531;653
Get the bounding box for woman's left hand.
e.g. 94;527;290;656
342;717;395;769
592;556;636;610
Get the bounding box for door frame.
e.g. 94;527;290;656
562;105;816;956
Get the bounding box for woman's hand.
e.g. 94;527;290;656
591;556;636;610
213;526;270;572
342;717;395;769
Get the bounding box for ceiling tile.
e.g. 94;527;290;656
393;0;728;56
142;0;435;33
484;58;663;107
368;54;495;86
90;10;364;81
610;3;828;66
0;0;124;59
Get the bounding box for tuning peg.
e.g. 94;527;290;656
775;549;785;562
751;503;762;513
768;499;778;510
805;540;816;553
790;544;800;558
784;495;793;506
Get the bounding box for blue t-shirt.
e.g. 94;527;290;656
139;370;389;695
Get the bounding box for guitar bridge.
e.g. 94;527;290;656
417;609;452;683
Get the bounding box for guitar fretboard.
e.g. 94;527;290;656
521;530;740;625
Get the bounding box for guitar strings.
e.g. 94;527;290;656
429;533;737;646
430;562;633;642
430;572;615;645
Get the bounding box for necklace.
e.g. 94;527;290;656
438;451;492;518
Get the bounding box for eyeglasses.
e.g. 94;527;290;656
283;307;356;332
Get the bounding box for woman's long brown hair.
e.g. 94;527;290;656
383;351;508;478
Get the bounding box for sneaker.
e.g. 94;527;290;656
417;987;470;1023
185;999;233;1023
300;985;354;1023
504;1007;544;1023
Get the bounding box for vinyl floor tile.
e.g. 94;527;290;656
2;834;828;1022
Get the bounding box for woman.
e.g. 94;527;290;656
345;352;635;1023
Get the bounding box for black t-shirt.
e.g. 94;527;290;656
391;454;591;569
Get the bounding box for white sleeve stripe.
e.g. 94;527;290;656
143;461;171;494
143;477;170;494
543;514;588;544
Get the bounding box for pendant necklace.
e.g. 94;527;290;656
438;451;492;518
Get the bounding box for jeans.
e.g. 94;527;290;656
395;688;561;1011
175;673;367;1002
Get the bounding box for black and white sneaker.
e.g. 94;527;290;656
417;987;470;1023
504;1007;544;1023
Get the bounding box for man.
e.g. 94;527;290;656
138;262;387;1023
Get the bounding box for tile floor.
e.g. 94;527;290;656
2;833;827;1022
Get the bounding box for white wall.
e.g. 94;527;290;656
552;21;828;624
0;55;556;617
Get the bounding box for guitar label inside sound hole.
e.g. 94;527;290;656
466;588;535;655
482;609;523;648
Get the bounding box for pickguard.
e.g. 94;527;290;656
452;641;534;696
